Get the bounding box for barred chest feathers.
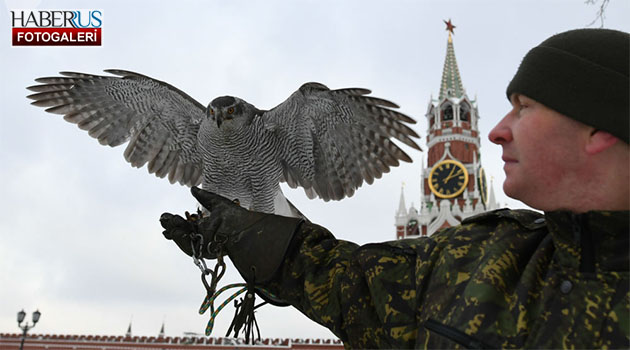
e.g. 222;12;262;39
198;116;282;212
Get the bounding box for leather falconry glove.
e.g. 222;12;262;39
161;186;304;283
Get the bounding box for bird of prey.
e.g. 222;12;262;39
27;70;421;218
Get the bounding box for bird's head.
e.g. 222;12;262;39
207;96;259;130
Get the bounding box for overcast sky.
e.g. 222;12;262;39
1;0;628;341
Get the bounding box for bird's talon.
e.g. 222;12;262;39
185;210;205;222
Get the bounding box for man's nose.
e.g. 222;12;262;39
488;113;513;144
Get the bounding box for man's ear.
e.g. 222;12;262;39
585;130;619;155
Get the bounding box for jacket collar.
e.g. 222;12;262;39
543;211;629;272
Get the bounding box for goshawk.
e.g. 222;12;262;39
27;70;421;218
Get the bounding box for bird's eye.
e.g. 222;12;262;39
209;109;214;116
227;107;234;114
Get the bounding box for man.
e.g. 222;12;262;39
161;28;629;349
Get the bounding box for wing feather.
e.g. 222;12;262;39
262;82;421;201
27;70;205;187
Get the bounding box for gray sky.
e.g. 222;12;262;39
1;0;628;341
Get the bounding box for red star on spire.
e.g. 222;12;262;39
444;19;456;35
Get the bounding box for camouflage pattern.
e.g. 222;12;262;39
262;209;629;349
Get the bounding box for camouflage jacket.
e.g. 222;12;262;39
263;209;629;349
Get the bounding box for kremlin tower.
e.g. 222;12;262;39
395;20;498;239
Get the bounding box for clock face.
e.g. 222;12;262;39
478;167;488;206
428;160;469;199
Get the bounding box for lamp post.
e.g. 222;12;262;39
17;309;41;350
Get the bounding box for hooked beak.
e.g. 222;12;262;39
216;113;224;128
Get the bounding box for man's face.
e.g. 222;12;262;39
488;94;590;210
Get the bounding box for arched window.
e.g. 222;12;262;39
441;104;453;121
406;219;419;236
459;102;471;122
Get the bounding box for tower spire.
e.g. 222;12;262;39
397;182;407;216
159;321;165;338
488;177;498;209
439;19;465;99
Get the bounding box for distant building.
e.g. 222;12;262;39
395;20;499;239
0;333;343;350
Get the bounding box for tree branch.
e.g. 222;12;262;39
585;0;610;28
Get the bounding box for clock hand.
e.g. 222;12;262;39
443;165;457;184
443;169;463;184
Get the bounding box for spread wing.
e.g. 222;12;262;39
261;82;421;201
27;70;205;187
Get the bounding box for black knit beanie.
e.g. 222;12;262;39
507;28;629;144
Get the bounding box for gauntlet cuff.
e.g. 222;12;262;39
226;215;304;284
